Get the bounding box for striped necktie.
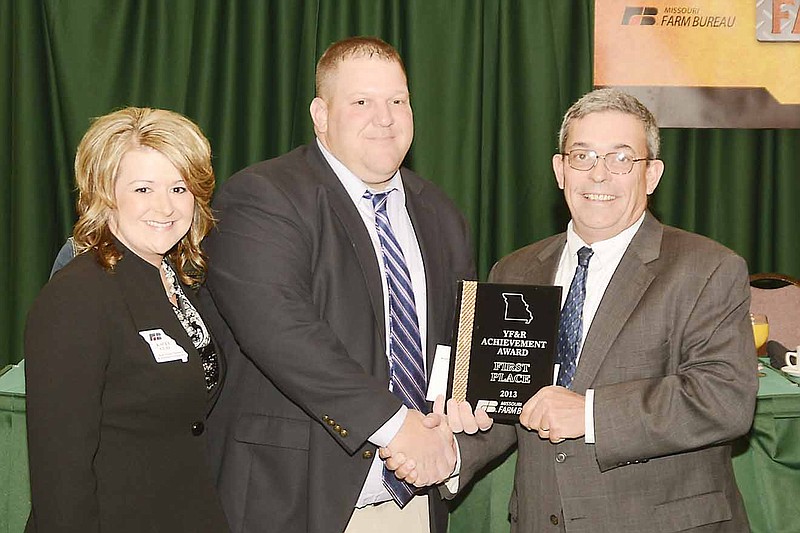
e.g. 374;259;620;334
556;246;593;389
364;189;426;507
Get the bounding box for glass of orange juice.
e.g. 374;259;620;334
750;313;769;352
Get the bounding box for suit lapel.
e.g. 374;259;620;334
571;213;662;393
526;237;566;285
305;145;386;344
113;249;202;369
403;173;443;378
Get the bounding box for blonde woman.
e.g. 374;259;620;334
25;107;229;532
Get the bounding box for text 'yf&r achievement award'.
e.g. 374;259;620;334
447;281;561;423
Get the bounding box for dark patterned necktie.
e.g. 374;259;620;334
556;246;593;389
364;190;426;507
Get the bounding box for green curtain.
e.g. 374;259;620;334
2;0;798;373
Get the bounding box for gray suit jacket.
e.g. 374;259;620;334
201;143;475;533
456;213;758;533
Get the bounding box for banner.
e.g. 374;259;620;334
595;0;800;127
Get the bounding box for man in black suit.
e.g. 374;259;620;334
201;36;475;533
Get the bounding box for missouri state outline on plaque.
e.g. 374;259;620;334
502;293;534;324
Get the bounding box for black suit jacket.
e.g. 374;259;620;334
201;143;475;533
25;244;229;533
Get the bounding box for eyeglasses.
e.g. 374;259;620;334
562;149;651;175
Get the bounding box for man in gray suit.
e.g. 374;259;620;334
391;88;758;532
200;37;474;533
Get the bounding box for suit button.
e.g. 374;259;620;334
191;421;204;436
322;415;330;422
362;450;374;459
327;418;336;426
550;514;559;525
334;424;342;432
340;428;348;438
555;452;566;463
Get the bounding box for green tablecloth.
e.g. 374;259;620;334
731;362;800;533
0;361;29;533
449;360;800;533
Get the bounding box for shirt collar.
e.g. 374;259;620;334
316;138;405;204
565;212;646;268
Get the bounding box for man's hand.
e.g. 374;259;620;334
380;409;455;487
519;386;585;443
423;395;493;434
381;396;492;485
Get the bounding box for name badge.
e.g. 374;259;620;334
138;329;189;364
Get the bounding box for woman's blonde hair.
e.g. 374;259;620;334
72;107;215;285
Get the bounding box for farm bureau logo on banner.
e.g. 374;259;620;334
621;5;736;28
621;6;658;25
594;0;800;128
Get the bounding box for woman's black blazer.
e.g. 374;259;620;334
24;244;229;532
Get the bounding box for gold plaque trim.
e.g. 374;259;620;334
452;281;477;402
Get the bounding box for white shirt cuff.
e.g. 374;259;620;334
584;388;595;444
368;405;407;447
444;435;462;493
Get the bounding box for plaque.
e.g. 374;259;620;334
447;281;561;423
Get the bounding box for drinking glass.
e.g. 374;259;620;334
750;313;769;353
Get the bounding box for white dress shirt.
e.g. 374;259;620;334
317;139;428;506
553;213;645;443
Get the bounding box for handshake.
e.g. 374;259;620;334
380;386;588;487
378;395;493;487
